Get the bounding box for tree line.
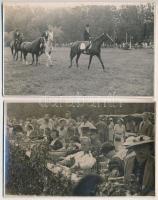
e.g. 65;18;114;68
4;4;154;46
7;103;155;121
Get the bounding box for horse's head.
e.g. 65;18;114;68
103;33;114;43
39;37;46;51
48;31;54;40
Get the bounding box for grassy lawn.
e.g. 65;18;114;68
4;47;154;96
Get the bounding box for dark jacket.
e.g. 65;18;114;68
139;120;153;138
124;155;155;195
50;139;63;150
84;29;91;41
13;31;20;41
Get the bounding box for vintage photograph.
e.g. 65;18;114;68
3;1;154;96
4;102;155;196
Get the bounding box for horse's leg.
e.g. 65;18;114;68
69;57;73;68
13;50;17;61
16;51;18;61
48;52;53;66
22;51;25;64
24;53;28;65
11;47;13;56
20;51;22;61
88;55;93;70
31;54;34;65
97;54;105;72
35;54;38;66
76;52;81;68
45;51;52;67
69;48;76;68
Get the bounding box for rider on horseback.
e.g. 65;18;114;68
84;24;91;41
82;24;92;54
13;29;21;42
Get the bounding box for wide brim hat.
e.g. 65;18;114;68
118;118;124;123
81;123;96;130
58;118;67;123
123;135;154;149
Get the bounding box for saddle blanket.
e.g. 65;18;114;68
79;41;91;50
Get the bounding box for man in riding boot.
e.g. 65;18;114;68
83;24;92;53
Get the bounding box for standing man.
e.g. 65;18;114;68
124;135;155;195
138;112;153;138
96;115;108;143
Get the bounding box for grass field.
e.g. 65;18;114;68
4;47;154;96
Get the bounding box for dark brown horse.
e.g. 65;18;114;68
21;37;46;65
69;33;113;71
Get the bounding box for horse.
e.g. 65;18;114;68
13;33;24;61
42;31;54;67
20;37;46;65
69;33;114;71
10;33;24;59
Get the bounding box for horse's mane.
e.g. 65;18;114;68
31;37;42;46
93;33;105;43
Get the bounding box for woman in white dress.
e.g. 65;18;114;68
114;118;126;151
108;118;115;142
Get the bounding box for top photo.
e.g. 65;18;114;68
3;0;154;96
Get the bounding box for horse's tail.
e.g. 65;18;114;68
70;42;77;59
11;45;13;55
10;41;14;55
70;46;73;59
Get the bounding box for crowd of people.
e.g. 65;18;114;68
6;111;155;196
7;111;154;148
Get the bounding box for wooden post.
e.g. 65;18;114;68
129;36;132;49
126;32;128;43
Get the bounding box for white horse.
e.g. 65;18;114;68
45;31;54;67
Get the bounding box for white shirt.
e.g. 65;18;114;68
114;124;126;135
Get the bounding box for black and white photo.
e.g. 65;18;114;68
3;1;154;96
4;102;155;196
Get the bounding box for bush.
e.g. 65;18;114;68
6;142;73;196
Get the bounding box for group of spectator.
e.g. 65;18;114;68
6;111;155;196
7;111;154;152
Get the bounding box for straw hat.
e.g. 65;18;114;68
58;118;67;123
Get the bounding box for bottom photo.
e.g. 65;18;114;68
4;102;155;196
